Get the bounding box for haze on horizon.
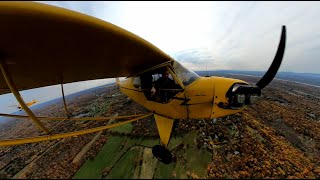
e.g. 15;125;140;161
1;1;319;115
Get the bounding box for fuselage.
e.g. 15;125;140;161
117;61;248;120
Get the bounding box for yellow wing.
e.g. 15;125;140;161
0;2;173;95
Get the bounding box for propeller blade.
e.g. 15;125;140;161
256;25;286;89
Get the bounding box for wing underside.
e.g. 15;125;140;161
0;2;172;95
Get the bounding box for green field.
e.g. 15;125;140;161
106;148;140;179
73;136;124;179
108;123;134;134
73;130;211;179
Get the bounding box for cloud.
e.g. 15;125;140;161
37;1;320;74
173;49;213;64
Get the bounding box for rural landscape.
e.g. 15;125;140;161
0;73;320;179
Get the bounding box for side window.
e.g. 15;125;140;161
133;77;141;88
139;67;183;103
152;74;161;82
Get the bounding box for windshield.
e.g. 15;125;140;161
173;61;200;86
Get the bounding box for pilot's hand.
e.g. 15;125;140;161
150;87;156;96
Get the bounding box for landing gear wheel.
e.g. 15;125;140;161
152;145;172;164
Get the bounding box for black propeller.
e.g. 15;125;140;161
256;25;286;89
221;26;287;109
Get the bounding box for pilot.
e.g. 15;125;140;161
150;69;179;102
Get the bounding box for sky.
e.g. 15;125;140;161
1;1;320;114
0;78;116;115
38;1;320;73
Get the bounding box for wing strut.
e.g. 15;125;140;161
0;113;147;121
0;113;153;146
0;59;49;134
60;76;70;118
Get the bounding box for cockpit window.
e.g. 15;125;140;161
137;66;183;103
173;61;200;86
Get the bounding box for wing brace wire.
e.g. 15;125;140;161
0;113;153;146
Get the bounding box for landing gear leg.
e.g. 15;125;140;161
153;114;174;164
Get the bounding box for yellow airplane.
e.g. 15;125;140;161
0;2;286;164
8;99;40;111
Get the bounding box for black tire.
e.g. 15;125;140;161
152;145;172;164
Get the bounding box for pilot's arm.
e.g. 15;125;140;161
150;79;159;97
150;86;156;96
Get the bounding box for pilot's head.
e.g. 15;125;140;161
162;69;169;79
